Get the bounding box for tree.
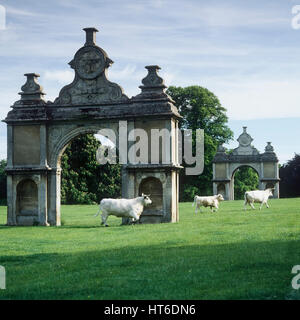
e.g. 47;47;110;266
61;134;121;204
0;159;7;204
279;154;300;198
167;86;233;201
234;167;259;200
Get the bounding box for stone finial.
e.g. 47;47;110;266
133;65;172;100
83;27;98;46
243;126;247;133
141;65;166;89
265;142;274;152
19;73;45;101
217;144;226;153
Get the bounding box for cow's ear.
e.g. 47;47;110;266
141;193;145;197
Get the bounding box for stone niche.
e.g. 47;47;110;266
16;179;38;225
139;177;163;213
215;163;227;179
13;125;40;165
263;163;275;178
217;183;226;197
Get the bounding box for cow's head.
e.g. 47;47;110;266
141;193;152;206
266;188;275;197
217;194;225;201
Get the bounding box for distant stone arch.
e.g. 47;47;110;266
212;127;280;200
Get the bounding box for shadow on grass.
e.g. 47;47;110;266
0;239;299;300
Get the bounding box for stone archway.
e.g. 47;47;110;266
229;165;259;200
4;28;181;226
212;127;280;200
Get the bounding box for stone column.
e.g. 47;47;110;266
38;173;49;226
274;182;280;198
213;182;217;196
6;175;16;225
6;125;14;225
48;168;61;226
225;182;231;201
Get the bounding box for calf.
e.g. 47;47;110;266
192;194;224;213
94;194;152;226
244;188;274;210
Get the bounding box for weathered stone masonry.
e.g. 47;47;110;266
3;28;182;226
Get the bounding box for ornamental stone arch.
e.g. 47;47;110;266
212;127;280;200
4;28;181;226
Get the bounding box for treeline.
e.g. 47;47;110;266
279;154;300;198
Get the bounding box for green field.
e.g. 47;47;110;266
0;198;300;300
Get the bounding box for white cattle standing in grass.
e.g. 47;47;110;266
244;188;274;210
94;194;152;226
192;194;224;213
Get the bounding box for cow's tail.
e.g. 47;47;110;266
192;196;197;207
94;205;101;217
244;192;248;208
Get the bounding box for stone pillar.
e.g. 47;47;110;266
6;125;15;225
6;175;16;225
213;182;217;195
48;168;61;226
38;173;49;226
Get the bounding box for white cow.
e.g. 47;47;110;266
192;194;224;213
94;194;152;226
244;188;274;210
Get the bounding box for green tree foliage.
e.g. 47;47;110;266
167;86;233;201
0;159;7;204
61;134;121;204
279;154;300;198
234;167;259;200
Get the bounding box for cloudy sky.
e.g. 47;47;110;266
0;0;300;163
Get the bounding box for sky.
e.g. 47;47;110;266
0;0;300;164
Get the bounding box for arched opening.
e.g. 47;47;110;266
139;177;163;215
231;166;259;200
16;179;38;224
57;131;121;225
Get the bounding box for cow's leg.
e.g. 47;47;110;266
101;211;109;227
250;201;255;210
259;201;265;210
130;212;139;225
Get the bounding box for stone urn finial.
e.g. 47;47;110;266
141;65;166;89
133;65;172;100
243;126;247;133
265;142;274;152
19;73;45;101
83;27;99;46
217;144;226;153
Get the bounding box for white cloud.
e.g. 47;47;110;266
5;6;38;17
44;70;74;84
217;80;300;120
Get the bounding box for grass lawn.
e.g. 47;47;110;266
0;198;300;300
